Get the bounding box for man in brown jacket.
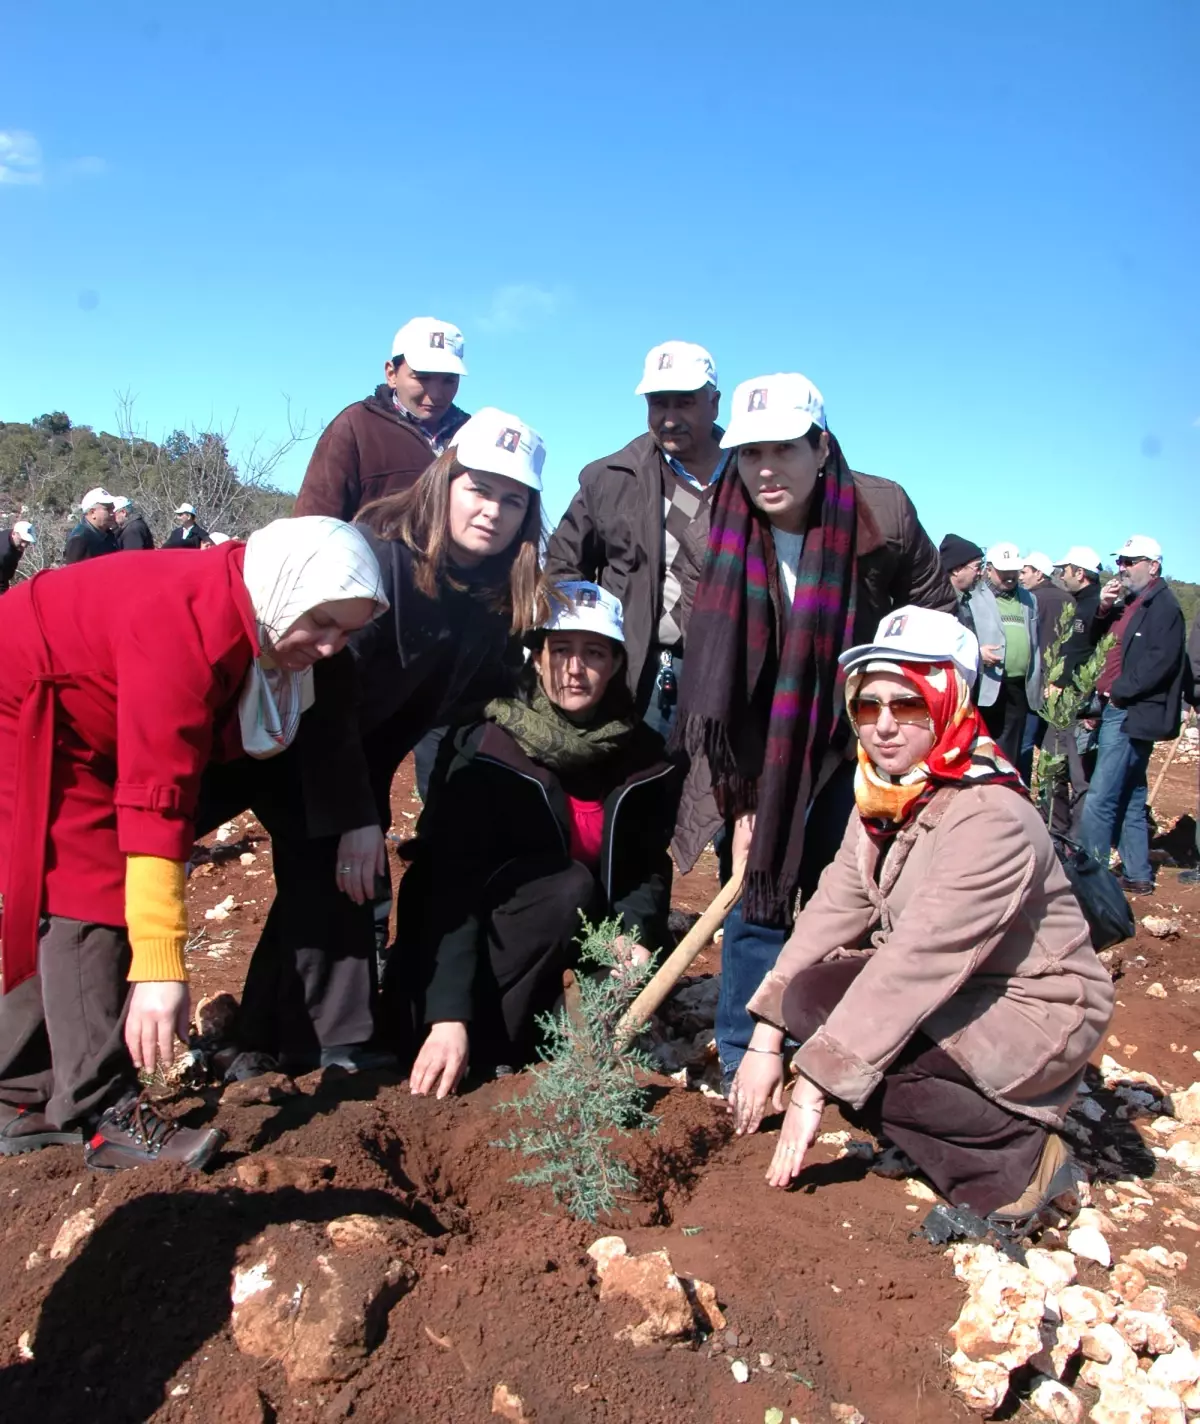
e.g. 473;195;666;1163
294;316;470;521
544;340;729;737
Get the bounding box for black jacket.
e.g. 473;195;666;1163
1032;580;1075;657
1058;580;1102;686
406;717;679;1024
297;533;518;837
119;514;155;551
165;523;209;550
1094;579;1188;741
0;531;26;593
63;520;118;564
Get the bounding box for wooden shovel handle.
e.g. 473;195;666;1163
615;866;745;1049
1147;730;1185;812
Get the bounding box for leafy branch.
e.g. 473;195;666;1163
1033;602;1114;824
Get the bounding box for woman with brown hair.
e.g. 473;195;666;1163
197;408;548;1073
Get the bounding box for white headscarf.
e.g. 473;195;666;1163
238;517;388;758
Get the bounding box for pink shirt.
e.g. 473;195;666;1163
566;795;605;868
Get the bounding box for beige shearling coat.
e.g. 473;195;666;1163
746;784;1114;1126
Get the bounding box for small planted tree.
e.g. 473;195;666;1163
493;916;659;1223
1033;603;1114;827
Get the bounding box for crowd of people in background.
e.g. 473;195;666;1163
0;318;1196;1241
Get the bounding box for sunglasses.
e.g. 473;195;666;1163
847;694;932;727
1115;556;1149;569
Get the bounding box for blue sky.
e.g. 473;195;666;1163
2;1;1197;579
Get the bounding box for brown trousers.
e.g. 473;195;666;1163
781;957;1046;1216
0;916;135;1128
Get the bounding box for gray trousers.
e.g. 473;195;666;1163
1044;724;1094;839
0;916;135;1129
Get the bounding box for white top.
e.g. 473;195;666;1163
771;528;804;614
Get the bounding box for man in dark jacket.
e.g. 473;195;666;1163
293;316;470;522
544;340;729;736
1020;551;1075;656
1042;545;1105;835
1080;535;1188;893
111;496;155;550
1181;609;1200;887
63;488;118;564
939;533;984;635
0;521;35;592
164;503;209;550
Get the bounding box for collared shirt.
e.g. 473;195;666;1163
392;394;460;456
665;448;731;494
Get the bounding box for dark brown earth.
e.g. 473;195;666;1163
1;746;1199;1424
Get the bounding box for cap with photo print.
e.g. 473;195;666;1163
1114;534;1162;562
391;316;467;376
80;487;116;510
1055;545;1103;574
839;605;980;684
720;373;827;449
634;341;717;395
12;520;35;544
1021;551;1055;578
451;407;545;492
986;541;1023;572
539;580;625;644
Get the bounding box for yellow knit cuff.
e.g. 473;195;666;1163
125;855;190;982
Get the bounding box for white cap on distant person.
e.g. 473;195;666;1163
840;606;980;684
1114;534;1162;562
720;373;827;450
634;341;717;396
110;495;132;512
80;487;115;511
1022;550;1055;578
13;520;35;544
391;316;467;376
986;541;1023;572
451;407;545;492
541;581;625;644
174;503;197;516
1055;545;1103;574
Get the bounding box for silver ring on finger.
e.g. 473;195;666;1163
339;864;352;873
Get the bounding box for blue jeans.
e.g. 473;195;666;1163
1078;703;1153;884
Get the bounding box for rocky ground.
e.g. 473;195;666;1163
1;737;1199;1424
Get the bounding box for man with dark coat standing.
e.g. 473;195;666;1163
111;496;155;550
939;533;984;636
0;521;35;593
1020;551;1075;656
164;504;209;550
1043;545;1106;835
545;340;729;737
63;488;118;564
1080;535;1188;894
1181;609;1200;887
293;316;470;522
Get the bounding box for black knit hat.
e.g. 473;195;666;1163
939;533;984;574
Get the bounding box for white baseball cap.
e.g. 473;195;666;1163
1055;545;1103;574
208;532;231;545
1114;534;1162;562
13;520;35;544
634;341;717;396
174;503;197;516
80;487;115;510
110;495;132;512
839;606;980;684
451;407;545;492
391;316;467;376
720;373;828;450
540;581;625;644
1021;551;1055;578
986;541;1023;572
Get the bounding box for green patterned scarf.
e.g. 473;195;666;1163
485;682;638;775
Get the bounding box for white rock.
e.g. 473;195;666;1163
1028;1375;1083;1424
905;1177;938;1202
950;1242;1006;1287
204;894;237;922
950;1258;1046;1371
948;1351;1010;1414
1165;1139;1200;1173
1080;1322;1138;1374
1058;1286;1117;1327
1147;1340;1200;1402
1141;916;1183;940
1113;1308;1180;1356
1168;1084;1200;1125
586;1235;629;1275
239;851;256;866
1075;1207;1119;1237
1146;983;1169;999
730;1358;749;1384
50;1208;96;1261
17;1331;33;1361
1120;1247;1188;1277
1068;1226;1112;1267
1026;1249;1078;1295
1089;1374;1184;1424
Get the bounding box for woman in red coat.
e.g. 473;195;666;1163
0;517;387;1171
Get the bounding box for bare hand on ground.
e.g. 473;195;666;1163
125;980;190;1075
729;1026;785;1135
410;1021;469;1099
610;934;652;981
979;644;1004;667
766;1076;826;1188
335;824;387;905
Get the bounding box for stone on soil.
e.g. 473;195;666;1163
947;1353;1010;1414
223;1073;300;1108
50;1208;95;1261
950;1254;1046;1373
1068;1225;1112;1267
234;1155;334;1191
491;1383;532;1423
1026;1249;1078;1294
587;1235;722;1346
1057;1285;1117;1328
194;991;240;1040
1168;1083;1200;1125
1028;1375;1083;1424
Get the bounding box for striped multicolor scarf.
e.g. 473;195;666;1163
674;434;858;924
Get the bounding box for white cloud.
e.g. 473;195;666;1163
0;129;43;185
477;282;561;334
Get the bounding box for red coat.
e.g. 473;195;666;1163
0;546;259;989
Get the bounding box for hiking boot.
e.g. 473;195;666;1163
1178;870;1200;886
987;1133;1084;1240
0;1103;82;1156
84;1097;225;1173
1117;876;1154;895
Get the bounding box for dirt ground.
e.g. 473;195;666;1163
2;747;1199;1424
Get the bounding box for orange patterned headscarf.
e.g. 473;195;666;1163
846;659;1023;838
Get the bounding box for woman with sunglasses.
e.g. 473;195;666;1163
729;607;1113;1239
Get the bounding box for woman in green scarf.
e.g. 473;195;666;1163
384;582;681;1098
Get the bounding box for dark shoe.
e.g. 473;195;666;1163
84;1097;225;1173
318;1044;400;1073
0;1103;82;1156
1178;870;1200;886
987;1133;1084;1240
1117;876;1155;895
